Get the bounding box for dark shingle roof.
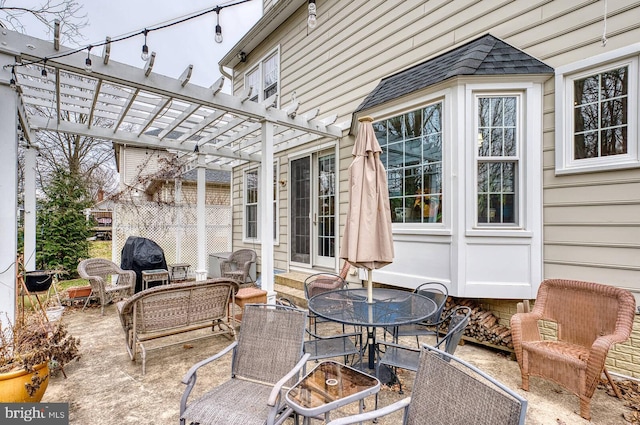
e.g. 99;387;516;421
182;169;230;184
355;34;554;113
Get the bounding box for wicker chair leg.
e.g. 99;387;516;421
579;396;591;421
521;373;529;391
604;368;622;398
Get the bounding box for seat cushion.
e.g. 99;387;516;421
522;340;588;369
182;378;276;425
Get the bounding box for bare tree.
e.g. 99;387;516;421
0;0;88;45
34;111;116;200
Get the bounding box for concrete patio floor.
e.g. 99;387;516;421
43;302;633;424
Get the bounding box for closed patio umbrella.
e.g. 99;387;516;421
340;116;394;303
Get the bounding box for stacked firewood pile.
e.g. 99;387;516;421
442;298;513;350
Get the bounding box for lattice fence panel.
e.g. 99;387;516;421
113;202;231;278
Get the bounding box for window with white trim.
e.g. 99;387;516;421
243;163;279;241
555;47;639;174
244;169;258;239
375;102;443;224
245;49;280;103
476;95;519;225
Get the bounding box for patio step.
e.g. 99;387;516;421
274;283;307;309
274;271;309;291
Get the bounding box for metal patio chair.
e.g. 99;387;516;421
77;258;136;315
277;296;362;370
376;305;471;393
304;263;352;334
326;344;527;425
385;282;449;344
180;303;309;425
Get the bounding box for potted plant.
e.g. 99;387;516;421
0;314;80;402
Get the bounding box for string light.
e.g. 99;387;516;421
214;6;223;43
141;29;150;61
84;46;93;73
41;59;47;78
9;66;16;89
3;0;251;76
308;0;317;29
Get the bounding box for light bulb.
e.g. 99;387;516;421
85;56;92;73
141;44;149;61
308;2;316;13
41;68;48;78
9;77;16;89
215;24;223;43
308;14;317;29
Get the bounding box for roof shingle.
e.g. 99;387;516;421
355;34;554;113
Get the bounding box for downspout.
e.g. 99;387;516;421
219;64;232;84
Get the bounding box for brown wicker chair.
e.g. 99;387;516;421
77;258;135;315
220;249;256;288
510;279;636;420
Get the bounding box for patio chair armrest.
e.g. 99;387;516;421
181;341;238;385
305;329;361;340
325;397;412;425
267;353;310;406
377;340;420;353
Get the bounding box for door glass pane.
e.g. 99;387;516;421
317;154;336;258
290;157;310;264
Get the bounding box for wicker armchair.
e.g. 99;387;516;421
326;345;527;425
510;279;636;420
180;304;309;425
77;258;135;315
220;249;256;288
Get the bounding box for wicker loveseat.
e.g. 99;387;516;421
117;278;239;374
510;279;636;420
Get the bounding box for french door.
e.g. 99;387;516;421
290;151;337;268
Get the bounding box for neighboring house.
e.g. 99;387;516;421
112;144;232;269
220;1;640;376
88;191;115;240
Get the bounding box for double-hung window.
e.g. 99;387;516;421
375;102;443;224
245;49;280;103
476;95;519;225
555;45;639;174
244;169;258;239
243;164;279;241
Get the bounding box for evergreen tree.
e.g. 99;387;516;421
36;168;92;277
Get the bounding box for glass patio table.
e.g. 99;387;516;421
286;360;380;425
308;288;438;370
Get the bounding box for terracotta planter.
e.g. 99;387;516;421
0;362;49;402
67;286;92;298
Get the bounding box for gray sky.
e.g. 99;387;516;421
19;0;263;88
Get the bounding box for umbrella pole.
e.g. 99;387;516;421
367;269;373;303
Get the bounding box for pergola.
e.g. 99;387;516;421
0;29;342;322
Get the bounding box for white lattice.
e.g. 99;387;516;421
113;202;231;278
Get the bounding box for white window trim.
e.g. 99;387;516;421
243;46;281;107
369;89;453;235
242;160;280;244
555;43;640;175
464;82;542;238
473;92;522;228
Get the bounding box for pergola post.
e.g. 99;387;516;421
0;51;19;324
260;121;275;303
24;146;37;271
195;153;207;281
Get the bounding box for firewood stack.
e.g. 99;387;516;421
442;298;513;350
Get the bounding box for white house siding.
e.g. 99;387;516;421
227;1;640;301
119;146;173;191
